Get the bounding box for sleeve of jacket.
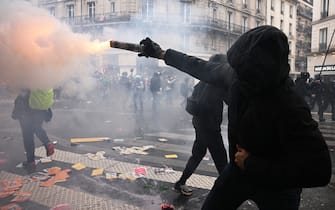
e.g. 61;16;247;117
243;103;332;188
164;49;234;105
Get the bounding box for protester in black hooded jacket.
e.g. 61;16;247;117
173;54;228;196
138;25;332;210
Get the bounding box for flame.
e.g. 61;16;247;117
85;40;110;54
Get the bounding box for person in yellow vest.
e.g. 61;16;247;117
12;88;55;167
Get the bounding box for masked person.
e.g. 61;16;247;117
173;54;228;196
12;89;55;168
138;25;331;209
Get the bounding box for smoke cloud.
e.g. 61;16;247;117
0;0;108;94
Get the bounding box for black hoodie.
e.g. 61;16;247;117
163;25;331;189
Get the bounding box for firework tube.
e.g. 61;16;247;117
109;40;143;53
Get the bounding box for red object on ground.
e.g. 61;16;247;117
161;203;175;210
50;204;71;210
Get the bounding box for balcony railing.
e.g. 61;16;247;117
60;13;251;36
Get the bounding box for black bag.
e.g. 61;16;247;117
185;82;208;116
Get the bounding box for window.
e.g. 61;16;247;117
88;2;95;19
242;0;248;8
227;11;233;31
49;7;55;16
280;19;283;30
256;0;261;13
67;5;74;18
270;16;274;25
288;41;292;55
289;5;293;18
321;0;329;18
142;0;153;19
180;2;191;23
212;8;217;22
111;1;115;14
319;28;328;50
256;20;261;27
280;1;284;14
271;0;274;10
289;23;292;35
242;16;248;33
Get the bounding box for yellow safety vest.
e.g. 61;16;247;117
29;89;54;110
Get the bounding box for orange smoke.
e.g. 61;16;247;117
0;0;110;89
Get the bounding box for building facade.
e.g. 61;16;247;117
307;0;335;78
30;0;267;74
295;0;313;73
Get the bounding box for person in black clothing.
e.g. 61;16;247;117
320;78;335;121
173;54;228;196
294;72;311;104
12;89;55;168
138;25;331;210
149;72;161;117
309;75;327;122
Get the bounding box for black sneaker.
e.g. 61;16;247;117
173;183;193;196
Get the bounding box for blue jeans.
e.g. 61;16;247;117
202;163;302;210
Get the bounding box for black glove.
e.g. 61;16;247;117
138;37;164;59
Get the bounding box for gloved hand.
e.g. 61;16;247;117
138;37;165;59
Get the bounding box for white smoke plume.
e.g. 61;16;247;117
0;0;109;94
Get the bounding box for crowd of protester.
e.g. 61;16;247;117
294;72;335;122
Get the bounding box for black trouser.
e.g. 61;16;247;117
19;111;50;162
177;119;228;185
202;163;302;210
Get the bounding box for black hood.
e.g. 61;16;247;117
227;25;290;90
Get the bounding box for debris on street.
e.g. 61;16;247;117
11;191;32;202
164;154;178;159
85;151;106;160
91;168;104;176
71;163;86;170
158;138;168;142
112;145;155;155
70;137;110;143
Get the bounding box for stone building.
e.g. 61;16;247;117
307;0;335;78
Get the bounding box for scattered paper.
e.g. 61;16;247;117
158;138;168;142
105;172;118;180
40;157;52;163
113;145;155;155
11;191;32;202
134;167;147;176
164;154;178;159
0;191;15;199
0;203;22;210
72;163;86;170
47;167;62;175
50;204;71;210
91;168;104;176
86;151;106;160
29;172;50;182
